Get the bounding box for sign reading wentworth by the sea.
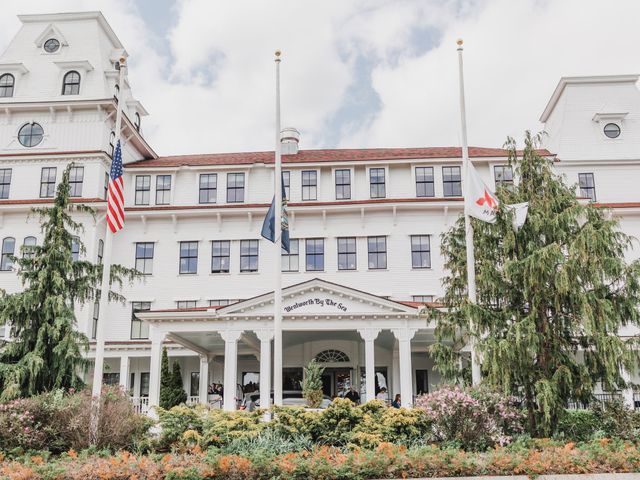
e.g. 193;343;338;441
284;297;348;313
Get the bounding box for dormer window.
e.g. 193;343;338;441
43;38;60;53
62;71;80;95
134;112;141;132
0;74;14;97
603;123;620;139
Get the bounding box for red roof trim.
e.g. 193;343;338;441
0;197;105;206
126;147;554;168
397;301;443;308
125;197;464;213
593;202;640;208
148;306;223;313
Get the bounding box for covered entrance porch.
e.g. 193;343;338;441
137;278;445;412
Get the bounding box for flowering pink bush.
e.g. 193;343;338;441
414;384;524;450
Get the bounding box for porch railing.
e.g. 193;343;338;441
131;396;149;414
187;396;199;405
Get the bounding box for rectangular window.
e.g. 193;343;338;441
190;372;200;397
367;236;387;269
40;167;56;198
69;166;84;197
211;240;230;273
0;168;12;199
335;169;351;200
208;299;240;306
411;235;431;269
281;238;299;272
179;241;198;274
131;301;151;339
305;238;324;271
301;170;317;201
579;173;596;202
369;168;386;198
199;174;217;204
140;372;150;397
442;166;462;197
415;167;434;197
227;173;245;203
155;175;171;205
282;171;290;200
337;237;357;270
135;242;154;275
71;236;80;261
240;239;259;272
135;175;151;205
412;295;434;303
103;373;120;385
177;300;197;309
1;237;15;271
130;373;135;395
494;165;514;189
103;172;109;200
91;300;99;340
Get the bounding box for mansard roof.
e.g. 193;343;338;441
126;146;554;169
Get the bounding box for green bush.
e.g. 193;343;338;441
555;400;640;441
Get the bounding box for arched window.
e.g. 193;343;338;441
0;74;15;98
109;131;115;158
22;236;37;259
134;112;141;132
315;349;350;363
18;123;44;147
113;84;119;102
62;71;81;95
97;239;104;264
1;237;15;271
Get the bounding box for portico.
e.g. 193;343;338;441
136;278;440;411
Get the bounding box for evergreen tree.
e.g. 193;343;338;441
430;132;640;435
0;165;137;400
159;347;186;409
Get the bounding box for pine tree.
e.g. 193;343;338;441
0;165;137;400
430;131;640;435
159;347;186;409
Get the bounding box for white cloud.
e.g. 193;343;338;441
0;0;638;155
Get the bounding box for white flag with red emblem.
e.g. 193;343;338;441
465;164;499;223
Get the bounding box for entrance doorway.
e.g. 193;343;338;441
321;368;353;398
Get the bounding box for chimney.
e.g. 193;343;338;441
280;127;300;155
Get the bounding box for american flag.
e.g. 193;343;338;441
106;140;125;233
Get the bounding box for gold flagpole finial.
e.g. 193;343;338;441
118;56;126;66
456;38;463;51
275;50;281;62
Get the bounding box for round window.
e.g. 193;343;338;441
43;38;60;53
603;123;621;139
18;123;44;147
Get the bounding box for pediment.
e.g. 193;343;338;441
34;24;69;48
217;278;416;317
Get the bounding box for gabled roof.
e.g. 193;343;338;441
126;147;553;169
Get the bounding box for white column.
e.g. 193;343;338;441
221;330;243;411
148;329;164;411
118;355;129;390
358;329;380;403
255;330;273;410
392;340;400;401
393;329;417;408
199;354;209;405
622;368;636;409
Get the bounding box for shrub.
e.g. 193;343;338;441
160;347;187;410
201;409;265;447
0;387;151;454
555;400;640;441
301;360;324;408
414;384;524;450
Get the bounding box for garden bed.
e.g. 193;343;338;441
1;439;639;479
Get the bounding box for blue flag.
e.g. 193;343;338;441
261;173;290;253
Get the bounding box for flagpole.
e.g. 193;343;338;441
456;39;482;385
273;50;283;406
90;57;126;436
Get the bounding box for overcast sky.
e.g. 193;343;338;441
0;0;639;156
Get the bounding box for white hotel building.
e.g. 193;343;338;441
0;12;639;412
